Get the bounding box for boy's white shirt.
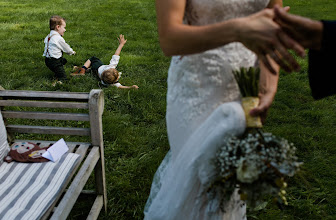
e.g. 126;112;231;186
43;30;75;59
98;55;122;87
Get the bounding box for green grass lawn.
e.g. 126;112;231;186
0;0;336;219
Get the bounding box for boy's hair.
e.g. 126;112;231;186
101;68;119;84
49;15;65;30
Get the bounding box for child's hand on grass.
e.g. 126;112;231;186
132;85;139;89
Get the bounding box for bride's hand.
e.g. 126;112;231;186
249;59;279;123
249;88;275;124
238;8;305;74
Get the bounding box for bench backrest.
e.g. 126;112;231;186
0;89;104;146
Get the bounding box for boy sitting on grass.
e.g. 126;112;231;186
71;34;139;90
43;15;76;84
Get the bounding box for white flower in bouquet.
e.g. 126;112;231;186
236;158;259;183
211;131;302;210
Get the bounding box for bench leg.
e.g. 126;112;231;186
87;195;104;220
95;157;107;213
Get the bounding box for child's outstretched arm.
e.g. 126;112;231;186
59;39;76;55
117;85;139;89
114;34;127;56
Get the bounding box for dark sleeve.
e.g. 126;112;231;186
308;20;336;100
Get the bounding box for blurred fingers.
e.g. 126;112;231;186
268;50;292;73
277;31;305;57
274;43;301;72
274;5;299;26
249;95;272;124
260;53;277;75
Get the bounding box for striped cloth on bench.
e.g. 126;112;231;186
0;152;80;220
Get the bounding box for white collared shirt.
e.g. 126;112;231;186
97;55;122;87
43;30;75;59
97;55;120;76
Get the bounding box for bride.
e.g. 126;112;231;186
144;0;302;219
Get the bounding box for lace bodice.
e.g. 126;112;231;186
185;0;269;25
166;0;270;155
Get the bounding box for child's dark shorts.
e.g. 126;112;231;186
89;56;103;72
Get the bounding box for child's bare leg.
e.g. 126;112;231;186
83;59;91;68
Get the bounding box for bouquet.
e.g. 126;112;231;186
209;67;302;210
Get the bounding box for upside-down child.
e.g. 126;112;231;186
71;35;139;89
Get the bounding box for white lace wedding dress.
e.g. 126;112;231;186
144;0;270;219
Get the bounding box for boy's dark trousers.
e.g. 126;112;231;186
45;57;68;80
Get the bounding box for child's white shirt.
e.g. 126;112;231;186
98;55;122;87
97;55;120;76
43;30;75;59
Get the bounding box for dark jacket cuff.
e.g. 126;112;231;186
308;20;336;100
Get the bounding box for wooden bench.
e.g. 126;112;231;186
0;89;107;219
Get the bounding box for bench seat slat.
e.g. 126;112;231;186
87;195;104;219
41;145;91;219
2;111;90;121
0;100;88;109
51;146;100;220
6;125;91;136
0;90;89;101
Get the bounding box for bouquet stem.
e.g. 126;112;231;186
242;97;262;128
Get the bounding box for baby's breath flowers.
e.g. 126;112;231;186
210;130;301;210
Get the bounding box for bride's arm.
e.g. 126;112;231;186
250;59;279;123
267;0;283;8
156;0;303;73
156;0;241;55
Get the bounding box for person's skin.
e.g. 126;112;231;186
112;35;138;89
115;34;127;55
56;20;66;36
118;85;139;89
82;59;91;68
156;0;305;74
54;19;76;56
249;57;279;123
249;0;281;123
156;0;288;122
274;5;323;50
